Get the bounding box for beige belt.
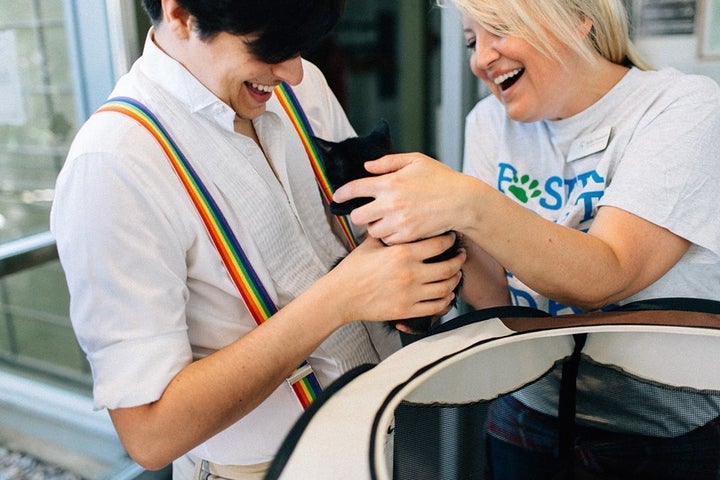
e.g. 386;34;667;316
195;458;272;480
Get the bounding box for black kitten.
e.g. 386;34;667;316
317;120;391;216
312;120;461;335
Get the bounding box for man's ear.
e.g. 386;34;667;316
161;0;192;39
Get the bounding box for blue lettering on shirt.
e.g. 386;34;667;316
498;163;606;216
549;300;584;316
509;284;537;308
507;271;582;315
498;163;606;315
576;190;605;224
540;176;564;210
497;163;517;193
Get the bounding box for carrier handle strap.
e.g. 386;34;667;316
556;333;587;479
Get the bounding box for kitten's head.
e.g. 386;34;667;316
312;120;393;215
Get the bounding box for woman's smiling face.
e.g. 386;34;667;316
463;16;583;122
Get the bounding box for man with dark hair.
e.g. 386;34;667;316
50;1;464;478
140;0;343;63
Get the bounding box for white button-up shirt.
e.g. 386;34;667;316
51;33;399;464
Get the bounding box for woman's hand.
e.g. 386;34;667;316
333;153;478;245
333;153;692;312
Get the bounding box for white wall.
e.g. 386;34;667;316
635;34;720;82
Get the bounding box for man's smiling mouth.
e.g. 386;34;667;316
494;68;524;91
247;82;275;94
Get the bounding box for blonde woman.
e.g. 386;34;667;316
334;0;720;477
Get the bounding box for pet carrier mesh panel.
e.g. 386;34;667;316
266;300;720;480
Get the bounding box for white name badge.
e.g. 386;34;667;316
567;126;612;162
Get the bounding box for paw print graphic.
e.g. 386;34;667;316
508;174;542;203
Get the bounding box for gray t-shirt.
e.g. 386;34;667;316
463;67;720;436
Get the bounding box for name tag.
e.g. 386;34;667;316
567;126;612;162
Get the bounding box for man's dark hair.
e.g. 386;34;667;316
141;0;344;64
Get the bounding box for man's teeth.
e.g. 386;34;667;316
250;83;275;93
494;69;523;86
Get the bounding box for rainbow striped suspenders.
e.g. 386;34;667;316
274;83;358;248
98;83;352;409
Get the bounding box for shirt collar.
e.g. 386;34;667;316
137;29;238;133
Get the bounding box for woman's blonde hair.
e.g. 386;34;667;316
448;0;652;70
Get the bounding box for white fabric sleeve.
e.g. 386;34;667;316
52;125;194;410
599;75;720;257
298;59;356;142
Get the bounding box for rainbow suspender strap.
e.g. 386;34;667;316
97;96;322;409
274;82;359;249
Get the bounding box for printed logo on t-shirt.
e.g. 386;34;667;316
506;173;542;203
497;162;606;228
496;162;607;316
506;272;584;315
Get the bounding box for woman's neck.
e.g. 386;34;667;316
575;59;630;115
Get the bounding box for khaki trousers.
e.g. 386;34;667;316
174;453;271;480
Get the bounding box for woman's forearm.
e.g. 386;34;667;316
458;235;510;309
460;179;689;310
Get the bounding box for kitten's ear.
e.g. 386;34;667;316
310;135;334;154
373;119;390;137
372;119;393;151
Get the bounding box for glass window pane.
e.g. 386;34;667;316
0;261;90;385
0;1;77;243
0;0;117;389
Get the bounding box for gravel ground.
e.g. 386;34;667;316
0;447;84;480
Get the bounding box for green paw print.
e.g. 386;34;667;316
508;174;542;203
